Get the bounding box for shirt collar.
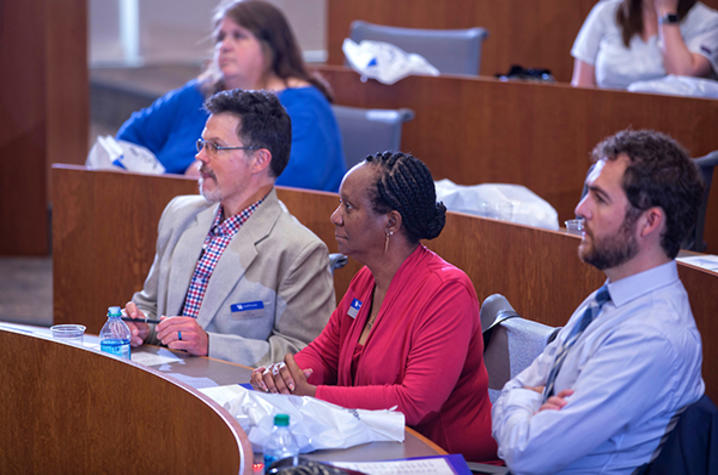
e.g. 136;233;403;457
210;198;264;237
605;260;679;307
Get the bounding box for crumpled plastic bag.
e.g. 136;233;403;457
200;384;405;453
627;75;718;99
342;38;439;85
435;179;559;230
86;135;165;174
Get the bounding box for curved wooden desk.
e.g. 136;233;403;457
134;345;445;462
0;328;252;474
0;324;443;474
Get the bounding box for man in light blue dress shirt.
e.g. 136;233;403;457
492;129;706;474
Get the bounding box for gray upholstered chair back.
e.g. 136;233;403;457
691;150;718;252
328;253;348;274
331;105;414;169
349;20;488;76
481;294;557;402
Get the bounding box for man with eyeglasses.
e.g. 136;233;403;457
123;89;335;366
491;129;705;473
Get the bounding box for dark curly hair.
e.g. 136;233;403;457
591;129;704;259
365;151;446;242
204;89;291;178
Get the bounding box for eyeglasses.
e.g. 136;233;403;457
196;138;260;154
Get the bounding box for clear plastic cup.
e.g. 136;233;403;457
564;218;585;235
50;324;86;344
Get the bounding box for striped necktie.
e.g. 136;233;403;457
543;284;611;402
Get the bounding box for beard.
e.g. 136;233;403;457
579;210;640;270
198;167;221;203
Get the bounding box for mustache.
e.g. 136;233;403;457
199;165;216;180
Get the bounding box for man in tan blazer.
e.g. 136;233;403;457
124;89;335;366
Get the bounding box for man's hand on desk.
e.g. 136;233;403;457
123;301;150;346
252;353;316;397
155;316;209;356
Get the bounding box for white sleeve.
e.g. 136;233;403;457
571;1;616;65
685;6;718;74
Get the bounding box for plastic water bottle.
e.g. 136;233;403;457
263;414;298;472
100;306;131;359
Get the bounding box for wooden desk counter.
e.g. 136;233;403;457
134;345;445;462
0;326;252;474
0;323;442;473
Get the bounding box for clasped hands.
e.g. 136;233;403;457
123;301;209;356
525;385;575;413
251;353;317;397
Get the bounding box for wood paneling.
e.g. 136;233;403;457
326;0;718;82
1;0;48;255
0;329;251;473
316;65;718;253
52;166;718;400
45;0;89;188
0;0;87;255
679;264;718;396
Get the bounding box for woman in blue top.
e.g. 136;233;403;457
116;0;346;192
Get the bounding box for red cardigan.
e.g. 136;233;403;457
294;245;497;462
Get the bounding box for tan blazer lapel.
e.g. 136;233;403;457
166;204;218;316
197;189;282;328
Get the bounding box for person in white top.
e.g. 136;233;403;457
571;0;718;89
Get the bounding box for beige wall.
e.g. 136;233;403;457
89;0;326;66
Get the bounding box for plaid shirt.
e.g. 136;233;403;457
180;199;263;319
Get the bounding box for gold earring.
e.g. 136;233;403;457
384;230;394;253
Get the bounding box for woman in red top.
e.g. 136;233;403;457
251;152;497;461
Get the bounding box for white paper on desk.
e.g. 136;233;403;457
332;458;455;475
131;350;183;366
677;254;718;272
200;384;405;453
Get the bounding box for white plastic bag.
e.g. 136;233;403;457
627;75;718;99
342;38;439;85
435;179;559;230
200;384;405;453
86;135;165;174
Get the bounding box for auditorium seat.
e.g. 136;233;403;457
331;104;414;169
349;20;488;76
691;150;718;252
480;294;557;402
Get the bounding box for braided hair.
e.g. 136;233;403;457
365;151;446;242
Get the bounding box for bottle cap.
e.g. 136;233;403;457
107;306;122;317
273;414;290;426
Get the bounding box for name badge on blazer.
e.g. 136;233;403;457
347;298;362;319
230;300;265;319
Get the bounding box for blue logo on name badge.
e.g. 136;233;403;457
347;298;362;319
230;301;264;313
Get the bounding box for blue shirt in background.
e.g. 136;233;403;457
117;80;346;192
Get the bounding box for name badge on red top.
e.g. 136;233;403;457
347;298;362;319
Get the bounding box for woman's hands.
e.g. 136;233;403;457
654;0;679;16
251;353;316;397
